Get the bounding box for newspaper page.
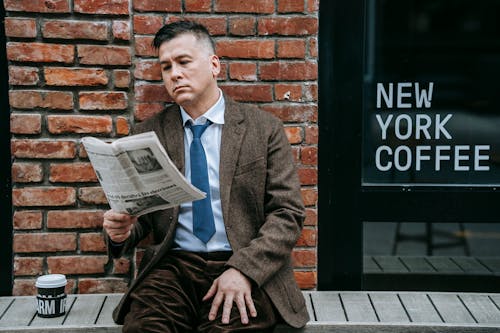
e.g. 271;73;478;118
82;131;205;216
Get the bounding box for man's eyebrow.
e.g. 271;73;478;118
160;54;192;64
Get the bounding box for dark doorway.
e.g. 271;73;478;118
319;0;500;292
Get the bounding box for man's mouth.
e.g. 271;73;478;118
174;85;188;92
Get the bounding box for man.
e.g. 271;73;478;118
103;20;308;333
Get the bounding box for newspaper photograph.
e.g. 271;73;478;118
82;131;205;216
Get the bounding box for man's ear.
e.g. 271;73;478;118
210;55;221;78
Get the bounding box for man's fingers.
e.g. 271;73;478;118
202;281;217;301
208;291;224;321
236;295;249;324
245;293;257;318
221;294;234;324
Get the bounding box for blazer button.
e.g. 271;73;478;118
169;216;173;221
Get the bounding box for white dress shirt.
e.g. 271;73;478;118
174;90;232;252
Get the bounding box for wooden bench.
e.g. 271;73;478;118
1;291;500;332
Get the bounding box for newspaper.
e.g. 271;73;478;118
81;131;205;216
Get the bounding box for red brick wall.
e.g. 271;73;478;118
6;0;319;295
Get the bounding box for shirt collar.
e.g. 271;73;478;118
180;89;225;127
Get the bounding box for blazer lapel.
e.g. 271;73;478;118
220;97;245;227
159;105;185;174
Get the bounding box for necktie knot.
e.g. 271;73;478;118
189;121;211;139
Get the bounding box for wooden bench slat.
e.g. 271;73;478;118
64;295;106;326
451;257;491;275
477;257;500;275
30;296;76;327
429;293;476;324
373;256;408;273
399;257;436;273
96;295;122;325
310;292;346;322
426;257;464;274
398;292;442;323
340;292;378;322
0;298;13;319
0;297;36;327
369;292;410;323
459;294;500;324
363;256;382;273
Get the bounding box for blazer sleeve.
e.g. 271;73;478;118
225;117;306;287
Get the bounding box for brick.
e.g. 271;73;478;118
78;187;108;205
43;20;108;40
166;16;227;36
275;84;302;101
114;70;131;88
258;17;318;36
45;67;108;86
113;20;131;40
292;249;316;267
9;90;73;110
116;116;130;135
278;0;305;13
14;257;44;276
78;278;128;294
13;187;76;207
303;83;318;102
14;233;76;253
216;40;274;59
74;0;129;14
11;140;76;159
301;146;317;165
135;83;170;102
296;228;317;246
4;0;70;13
47;255;108;275
229;17;256;36
301;188;318;207
4;18;36;38
113;258;130;274
80;233;106;252
134;60;161;81
284;126;303;144
218;62;227;80
47;210;104;229
133;0;182;12
12;162;43;183
278;39;306;58
298;168;317;185
309;37;318;57
79;92;128;110
48;115;113;134
261;104;318;123
229;62;257;81
78;45;131;65
11;114;41;134
220;84;273;102
7;42;74;63
134;15;164;34
307;0;319;13
260;62;317;81
215;0;274;13
185;0;211;12
8;66;39;86
135;36;156;56
50;162;97;183
134;102;164;122
304;208;317;226
12;279;36;296
305;125;318;144
291;146;299;163
13;210;42;230
294;270;316;289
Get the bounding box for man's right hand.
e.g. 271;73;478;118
102;210;138;243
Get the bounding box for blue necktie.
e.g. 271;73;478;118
189;121;215;243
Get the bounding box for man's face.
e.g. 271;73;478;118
158;33;220;111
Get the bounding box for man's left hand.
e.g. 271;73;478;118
203;267;257;324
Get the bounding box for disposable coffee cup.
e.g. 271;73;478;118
35;274;67;318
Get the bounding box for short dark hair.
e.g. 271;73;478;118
152;20;215;53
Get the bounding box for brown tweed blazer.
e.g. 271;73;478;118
109;96;309;328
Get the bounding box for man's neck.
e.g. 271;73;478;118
182;87;221;120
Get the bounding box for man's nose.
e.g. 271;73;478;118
170;64;183;80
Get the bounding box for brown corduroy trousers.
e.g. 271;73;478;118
122;250;277;333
